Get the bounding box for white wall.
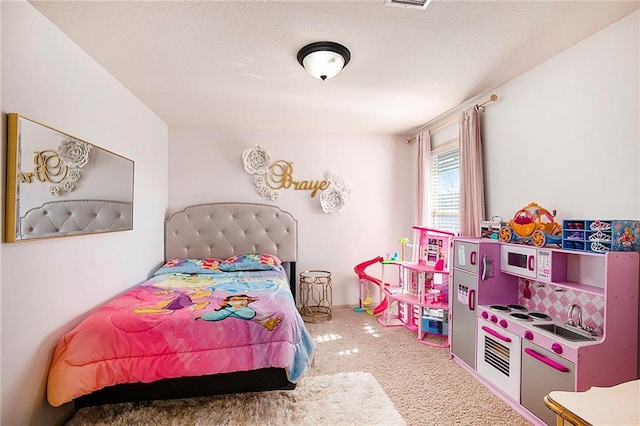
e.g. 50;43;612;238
1;2;168;425
482;10;639;221
168;127;413;306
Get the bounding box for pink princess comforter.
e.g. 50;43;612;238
47;257;316;407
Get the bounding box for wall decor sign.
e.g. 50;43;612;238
5;113;135;242
241;145;352;213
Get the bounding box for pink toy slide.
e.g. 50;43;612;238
353;257;389;315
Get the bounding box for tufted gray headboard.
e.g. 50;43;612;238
19;199;133;239
165;202;297;261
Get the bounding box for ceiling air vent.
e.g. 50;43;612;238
384;0;432;10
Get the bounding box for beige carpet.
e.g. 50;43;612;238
67;372;404;426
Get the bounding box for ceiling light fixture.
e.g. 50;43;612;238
297;41;351;81
384;0;432;10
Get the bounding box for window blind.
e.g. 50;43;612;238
430;147;459;234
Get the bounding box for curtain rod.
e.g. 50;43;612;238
405;94;499;144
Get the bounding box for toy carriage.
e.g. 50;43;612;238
498;202;562;247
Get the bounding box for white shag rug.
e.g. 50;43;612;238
66;372;406;426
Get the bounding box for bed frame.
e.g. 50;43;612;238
74;202;299;408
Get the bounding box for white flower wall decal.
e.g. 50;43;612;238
320;188;346;213
320;172;352;214
243;145;279;200
49;138;91;196
67;169;81;182
58;138;91;169
253;175;279;201
242;145;270;175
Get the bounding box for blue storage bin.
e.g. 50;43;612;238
421;316;443;334
562;220;640;253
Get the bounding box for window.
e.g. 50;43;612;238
429;143;459;234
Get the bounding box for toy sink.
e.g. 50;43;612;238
533;323;596;342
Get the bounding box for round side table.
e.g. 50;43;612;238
299;270;332;323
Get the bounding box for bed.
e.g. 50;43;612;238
46;202;315;408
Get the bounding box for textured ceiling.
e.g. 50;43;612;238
29;1;639;136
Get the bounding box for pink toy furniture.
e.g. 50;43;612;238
378;226;455;347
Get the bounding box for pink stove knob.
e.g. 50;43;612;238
551;343;563;354
481;311;488;319
490;315;497;323
499;319;508;328
524;331;533;340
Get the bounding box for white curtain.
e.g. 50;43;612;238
417;130;431;226
459;106;485;236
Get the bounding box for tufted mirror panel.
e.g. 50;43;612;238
20;200;133;239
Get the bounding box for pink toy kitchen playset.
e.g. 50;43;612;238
451;237;639;426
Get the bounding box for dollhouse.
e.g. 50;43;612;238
378;226;455;347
